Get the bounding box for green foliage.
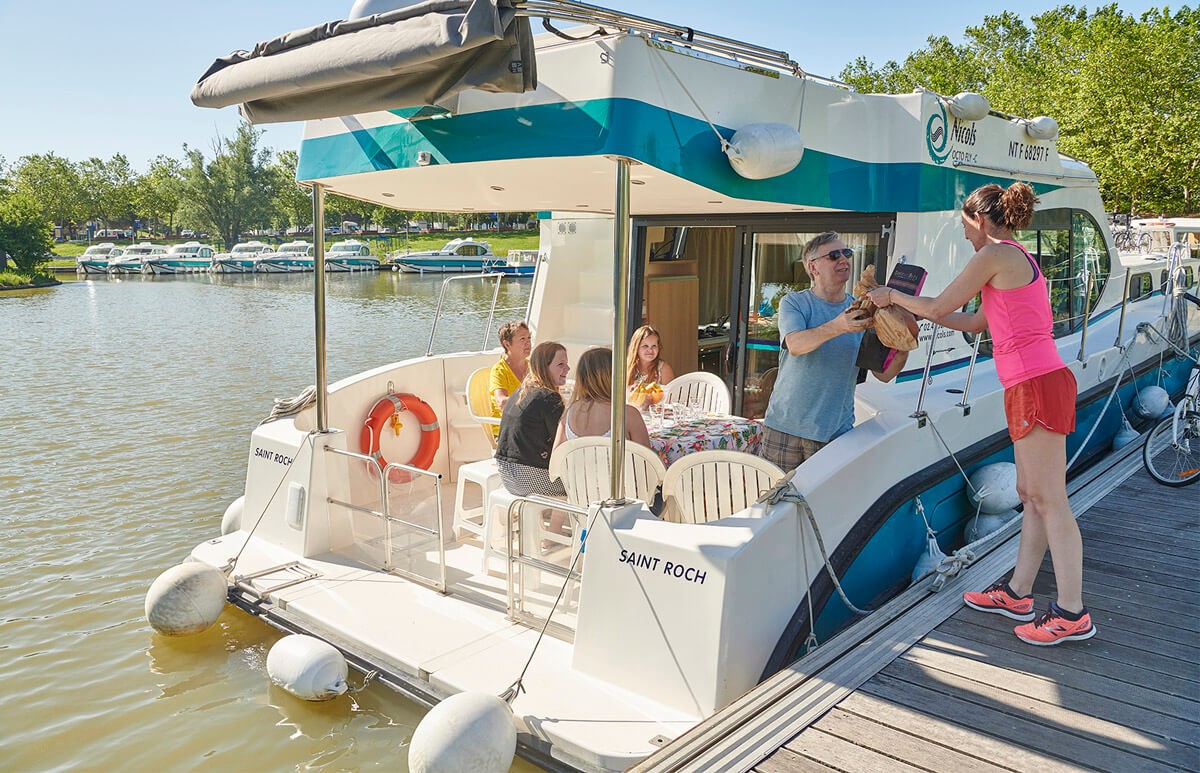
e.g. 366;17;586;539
0;192;55;272
138;155;185;235
9;153;84;229
271;150;311;230
179;123;276;249
78;154;138;229
839;4;1200;215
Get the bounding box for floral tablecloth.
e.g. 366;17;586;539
648;413;764;466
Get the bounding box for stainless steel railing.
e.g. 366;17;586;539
324;446;447;593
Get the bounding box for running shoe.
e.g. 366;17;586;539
962;580;1036;621
1014;604;1096;646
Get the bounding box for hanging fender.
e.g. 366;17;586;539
360;393;440;481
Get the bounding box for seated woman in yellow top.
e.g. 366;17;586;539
489;321;532;435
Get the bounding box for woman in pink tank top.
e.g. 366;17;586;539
868;182;1095;647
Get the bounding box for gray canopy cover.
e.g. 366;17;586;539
191;0;536;124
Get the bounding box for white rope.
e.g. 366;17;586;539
260;384;318;425
648;45;731;153
758;475;872;618
500;501;596;705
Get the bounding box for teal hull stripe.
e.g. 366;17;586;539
298;98;1063;212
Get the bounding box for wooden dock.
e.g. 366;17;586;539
634;443;1200;772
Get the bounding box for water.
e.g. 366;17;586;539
0;272;534;771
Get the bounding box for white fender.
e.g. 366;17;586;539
409;692;517;773
1133;385;1171;419
221;495;244;535
967;462;1021;514
911;532;947;584
965;508;1020;543
145;563;228;636
1112;417;1139;449
266;635;349;701
724;123;804;180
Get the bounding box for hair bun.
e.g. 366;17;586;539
1000;182;1038;230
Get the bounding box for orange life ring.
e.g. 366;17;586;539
360;393;440;482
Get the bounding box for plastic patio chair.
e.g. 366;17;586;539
663;371;731;414
548;437;668;508
465;366;501;448
660;450;784;524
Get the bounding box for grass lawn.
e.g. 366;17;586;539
51;230;540;265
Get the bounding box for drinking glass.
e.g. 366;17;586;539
688;397;705;418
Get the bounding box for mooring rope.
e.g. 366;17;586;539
757;474;872;618
259;384;318;425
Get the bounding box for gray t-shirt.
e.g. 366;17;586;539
763;289;863;442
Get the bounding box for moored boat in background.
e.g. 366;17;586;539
212;240;276;273
76;242;123;274
107;243;166;274
323;239;380;272
145;241;217;274
256;240;314;273
389;238;498;273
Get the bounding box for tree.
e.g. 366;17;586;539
9;153;83;234
179;123;276;249
271;150;311;230
138;155;185;235
839;4;1200;215
0;192;55;272
78;154;138;230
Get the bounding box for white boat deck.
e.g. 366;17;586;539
194;483;699;772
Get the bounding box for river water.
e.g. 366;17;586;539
0;272;536;771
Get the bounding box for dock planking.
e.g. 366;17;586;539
756;467;1199;773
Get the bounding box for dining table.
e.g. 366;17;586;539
645;409;765;466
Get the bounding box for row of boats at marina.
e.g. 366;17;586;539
75;238;540;276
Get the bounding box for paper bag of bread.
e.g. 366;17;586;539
850;267;919;351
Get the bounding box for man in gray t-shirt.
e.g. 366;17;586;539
762;231;908;470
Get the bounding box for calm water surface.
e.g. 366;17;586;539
0;272;536;771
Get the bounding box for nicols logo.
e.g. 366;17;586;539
926;102;950;165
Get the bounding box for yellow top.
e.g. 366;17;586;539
488;358;524;436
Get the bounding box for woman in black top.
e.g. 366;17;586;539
495;341;571;496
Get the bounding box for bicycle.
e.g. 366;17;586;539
1142;291;1200;487
1112;220;1152;253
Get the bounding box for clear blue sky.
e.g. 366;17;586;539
0;0;1162;171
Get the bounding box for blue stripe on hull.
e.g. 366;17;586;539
298;98;1062;213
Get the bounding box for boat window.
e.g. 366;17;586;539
1011;208;1110;337
1160;270;1169;292
1185;266;1196;289
1130;272;1153;301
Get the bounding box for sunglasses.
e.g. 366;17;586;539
816;248;854;261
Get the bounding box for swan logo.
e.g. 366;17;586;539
926;102;950;165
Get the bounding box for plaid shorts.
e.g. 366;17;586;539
1004;367;1077;441
761;426;827;470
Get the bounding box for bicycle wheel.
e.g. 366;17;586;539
1137;232;1152;253
1143;398;1200;486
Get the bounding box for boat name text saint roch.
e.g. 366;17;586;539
619;549;708;584
253;447;293;466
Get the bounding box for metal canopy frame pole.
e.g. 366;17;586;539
608;158;632;504
312;182;329;433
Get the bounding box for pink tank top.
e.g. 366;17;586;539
979;240;1065;388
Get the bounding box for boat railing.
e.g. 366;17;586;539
516;0;806;79
505;494;589;639
425;256;546;356
323;446;448;593
955;333;983;415
911;323;942;427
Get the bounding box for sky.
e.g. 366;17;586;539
0;0;1164;172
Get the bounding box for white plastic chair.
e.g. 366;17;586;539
465;366;501;447
660;450;784;524
664;371;731;414
548;436;668;508
453;366;502;572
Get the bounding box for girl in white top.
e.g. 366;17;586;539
556;347;652;448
